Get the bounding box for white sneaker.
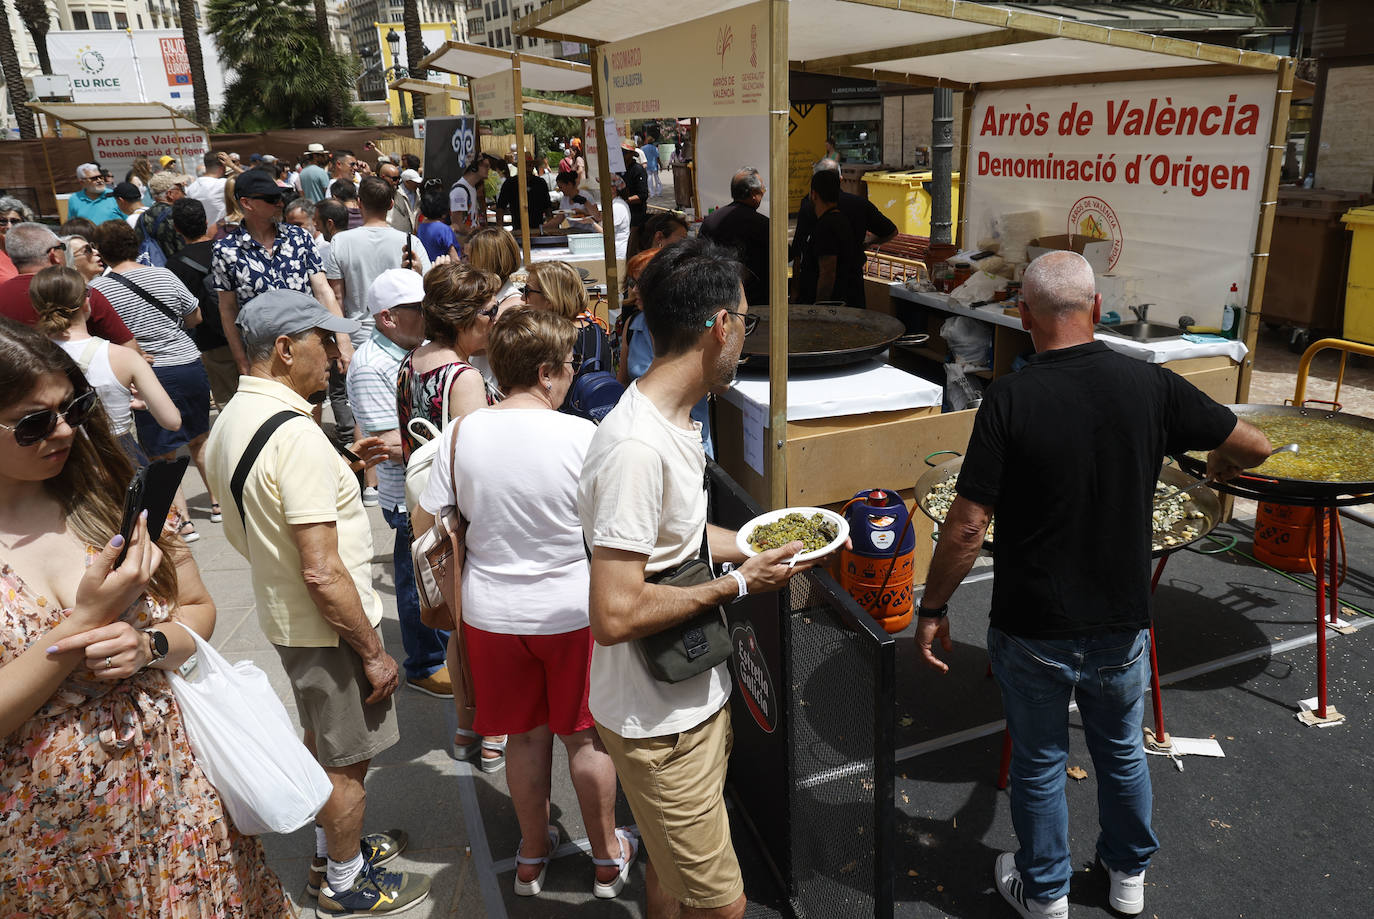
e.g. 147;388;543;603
361;486;379;507
994;852;1068;919
1104;864;1145;915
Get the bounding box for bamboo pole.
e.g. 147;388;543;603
1237;58;1296;403
511;53;533;268
767;0;790;510
589;44;621;319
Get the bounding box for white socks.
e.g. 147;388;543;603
315;824;328;859
327;851;366;893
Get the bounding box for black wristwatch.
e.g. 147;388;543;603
917;603;949;620
143;628;169;664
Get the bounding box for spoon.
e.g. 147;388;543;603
1269;442;1300;457
1158;444;1300;503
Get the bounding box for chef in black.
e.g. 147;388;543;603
796;170;863;308
493;155;553;234
699;167;770;308
790;158;897;309
914;251;1270;919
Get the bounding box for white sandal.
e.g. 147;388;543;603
452;731;506;772
592;826;639;899
513;825;558;897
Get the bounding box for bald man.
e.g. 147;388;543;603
914;251;1270;919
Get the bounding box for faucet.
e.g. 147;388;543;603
1129;303;1153;323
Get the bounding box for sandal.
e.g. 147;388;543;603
209;503;223;523
479;735;507;774
592;826;639;899
452;730;507;773
178;520;200;544
514;825;559;897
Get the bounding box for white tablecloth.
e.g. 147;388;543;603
723;359;944;422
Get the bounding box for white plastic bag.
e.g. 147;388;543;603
168;622;332;835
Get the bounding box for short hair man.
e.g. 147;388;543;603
578;237;815;919
916;251;1272;919
185;150;242;228
449;158;490;242
344;269;451;697
797;169;864;308
166;196;238;409
401;153;421;173
331;149;358;185
211;169;352;375
67;163;123;224
789;158;897;309
494;156;553;235
0;222;135;346
699;167;770;308
300;144;332;203
314;197;350;264
380;162;416;234
112;182;145;221
616;141;651;256
204;289;430;916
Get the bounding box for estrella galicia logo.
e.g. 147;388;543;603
77;46;106;75
731;622;776;734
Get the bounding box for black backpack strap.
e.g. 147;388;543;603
105;270;185;328
229;411;304;529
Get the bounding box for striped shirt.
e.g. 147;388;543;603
345;329;408;511
90;266;201;366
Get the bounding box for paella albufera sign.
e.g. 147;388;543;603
597;0;770;118
964;75;1276;329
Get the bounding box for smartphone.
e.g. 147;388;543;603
403;233;413;267
114;457;190;567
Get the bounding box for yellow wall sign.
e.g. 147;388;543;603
599;1;770;119
471;73;515;121
788;102;827;214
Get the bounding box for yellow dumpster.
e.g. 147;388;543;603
862;170;961;237
1342;206;1374;345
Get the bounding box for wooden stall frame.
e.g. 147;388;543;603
589;45;622;318
510;54;534;267
767;0;790;509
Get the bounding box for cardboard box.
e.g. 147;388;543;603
1025;234;1114;275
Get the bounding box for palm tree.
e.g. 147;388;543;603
0;0;36;139
178;0;212;125
14;0;52;75
403;0;426;121
313;0;343;125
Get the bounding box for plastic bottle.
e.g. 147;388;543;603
1221;283;1241;340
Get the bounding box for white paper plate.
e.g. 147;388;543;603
736;507;849;563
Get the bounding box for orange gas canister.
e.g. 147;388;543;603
840;489;916;633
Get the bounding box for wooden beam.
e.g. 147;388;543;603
1237;58;1296;403
793;61;973;92
512;53;533;270
803;28;1041;71
767;0;790;511
589;43;622;326
977;63;1259;92
956;89;974;250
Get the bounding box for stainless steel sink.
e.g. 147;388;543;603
1099;321;1182;342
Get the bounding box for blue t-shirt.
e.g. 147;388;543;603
66;190;122;225
626;311;714;458
416;220;459;261
643;143;660;171
299;164;330;203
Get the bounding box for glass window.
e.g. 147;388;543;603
137;14;143;28
504;26;510;45
115;12;128;28
92;11;111;29
72;11;89;28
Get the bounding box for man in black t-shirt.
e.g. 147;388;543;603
166;197;237;409
796;170;863;308
914;252;1270;919
699;167;770;308
790;158;897;310
493;158;553;234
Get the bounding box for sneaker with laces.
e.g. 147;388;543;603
307;829;409;897
1103;863;1145;915
318;864;430;916
994;852;1068;919
406;667;453;698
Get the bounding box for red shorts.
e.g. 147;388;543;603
463;623;595;736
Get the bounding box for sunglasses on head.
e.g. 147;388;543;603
0;388;99;446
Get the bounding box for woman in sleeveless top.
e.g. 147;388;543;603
520;260;613;411
29;267;181;467
0;318;290;917
396;263;508;769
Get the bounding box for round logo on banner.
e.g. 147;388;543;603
450;122;475;167
1067;196;1123;270
76;46;106;75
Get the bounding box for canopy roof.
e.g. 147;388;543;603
389;77;592;117
517;0;1282;90
417;41;591;92
389;77;458;97
25;102;206;133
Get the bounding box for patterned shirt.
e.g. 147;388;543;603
346;330;408;512
210;222;323;307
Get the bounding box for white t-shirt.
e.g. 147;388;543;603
185;175;228;227
324;224;431;342
420;408;596;635
576;382;726;738
449;176;481;228
611;197;631;260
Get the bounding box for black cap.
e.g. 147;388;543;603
234;169;282;199
112;181;142;201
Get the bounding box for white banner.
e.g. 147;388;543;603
87;130;210;177
45;30;227;107
964;75;1275;328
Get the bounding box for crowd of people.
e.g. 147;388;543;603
0;139;819;919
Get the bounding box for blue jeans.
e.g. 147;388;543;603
988;626;1159;901
382;506;449;680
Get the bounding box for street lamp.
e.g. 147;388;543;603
385;28;409;124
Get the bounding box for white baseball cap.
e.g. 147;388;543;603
367;268;425;316
400;168;422;184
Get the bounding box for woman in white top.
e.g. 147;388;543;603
30;266;181;466
415;309;635;901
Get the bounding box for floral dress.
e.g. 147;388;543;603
396;354;495;464
0;560;291;918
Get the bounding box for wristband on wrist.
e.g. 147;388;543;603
727;569;748;599
917;602;949;619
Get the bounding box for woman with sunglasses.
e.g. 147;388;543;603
0;196;36;284
414;308;634;899
59;235;105;283
520;261;616;412
31;266;181;466
0;317;291;917
397;262;507;769
90;221;215;543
